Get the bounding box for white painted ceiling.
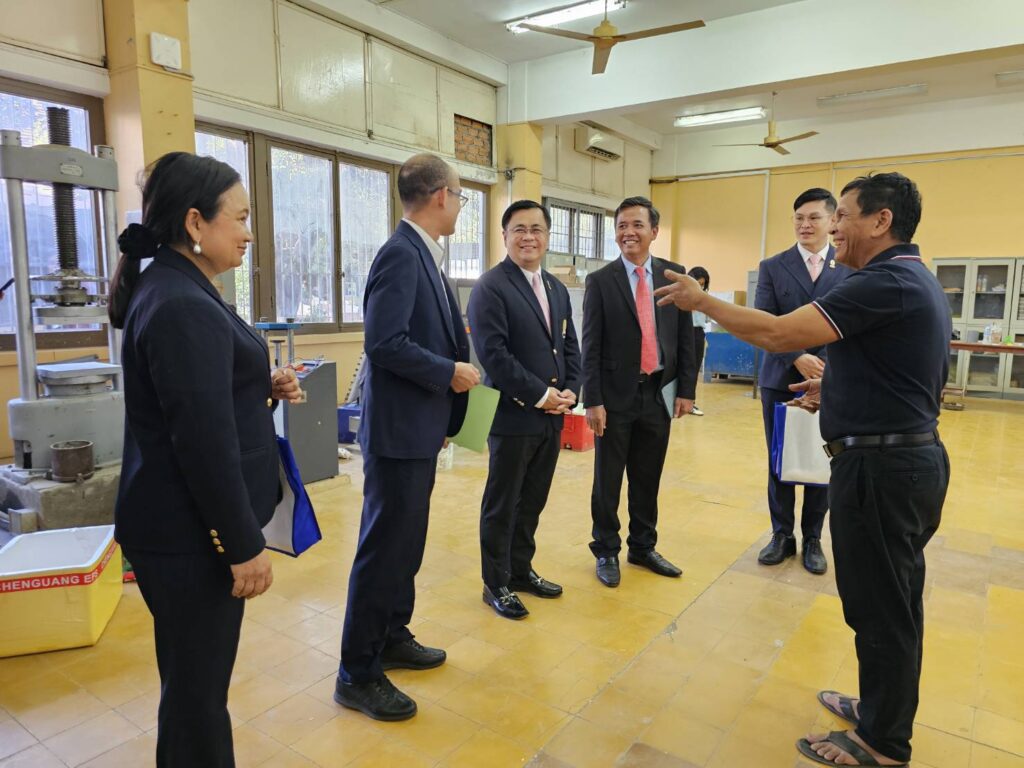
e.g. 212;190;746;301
368;0;803;64
620;48;1024;134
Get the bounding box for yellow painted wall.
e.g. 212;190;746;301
654;146;1024;291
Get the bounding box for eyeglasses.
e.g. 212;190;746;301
433;185;469;208
793;214;829;224
508;226;549;238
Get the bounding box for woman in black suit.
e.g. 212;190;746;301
109;152;300;767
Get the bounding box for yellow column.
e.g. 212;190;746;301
103;0;196;225
650;181;679;264
488;122;545;268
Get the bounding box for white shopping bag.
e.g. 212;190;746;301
773;404;831;486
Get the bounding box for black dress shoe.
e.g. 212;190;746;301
758;532;796;565
595;556;620;587
334;675;417;721
483;585;529;619
802;537;828;575
509;570;563;598
380;638;446;671
627;550;682;577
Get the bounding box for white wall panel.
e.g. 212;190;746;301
189;0;278;107
370;41;438;151
278;3;365;132
593;154;624;199
624;142;652;197
555;126;592;190
438;69;494;157
0;0;104;64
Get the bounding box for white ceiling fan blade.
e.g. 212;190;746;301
616;20;705;42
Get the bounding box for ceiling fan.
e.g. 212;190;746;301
517;1;705;75
715;92;818;155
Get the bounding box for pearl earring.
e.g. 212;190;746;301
193;242;202;255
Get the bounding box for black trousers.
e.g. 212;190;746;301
479;426;561;588
829;442;948;763
590;375;671;558
125;547;244;768
760;387;828;538
341;453;434;683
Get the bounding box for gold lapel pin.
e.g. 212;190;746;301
829;261;836;269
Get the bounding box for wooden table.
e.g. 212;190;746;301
943;341;1024;409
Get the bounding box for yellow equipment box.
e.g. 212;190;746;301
0;525;122;658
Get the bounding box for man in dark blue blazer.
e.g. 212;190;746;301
335;154;479;722
467;200;581;620
755;188;850;574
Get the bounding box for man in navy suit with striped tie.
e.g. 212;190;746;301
755;188;850;574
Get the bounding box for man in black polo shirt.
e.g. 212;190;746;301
653;172;949;768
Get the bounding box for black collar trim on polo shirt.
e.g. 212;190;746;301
868;243;921;265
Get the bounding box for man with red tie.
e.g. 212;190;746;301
582;196;698;587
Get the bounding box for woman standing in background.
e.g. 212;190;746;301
688;266;711;416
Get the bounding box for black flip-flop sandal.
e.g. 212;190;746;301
796;730;907;767
817;689;861;726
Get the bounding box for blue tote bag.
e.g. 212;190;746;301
771;402;831;487
261;436;322;556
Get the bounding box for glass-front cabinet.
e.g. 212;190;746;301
965;351;1004;393
947;324;966;389
935;261;969;321
968;259;1014;325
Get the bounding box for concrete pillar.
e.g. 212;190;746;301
489;122;545;267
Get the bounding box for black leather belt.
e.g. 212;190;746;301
638;371;662;384
824;431;939;458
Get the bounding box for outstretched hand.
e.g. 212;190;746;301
654;271;704;310
787;378;822;413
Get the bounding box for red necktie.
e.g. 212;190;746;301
635;267;657;374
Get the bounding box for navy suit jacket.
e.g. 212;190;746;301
115;247;279;565
359;220;469;459
467;257;581;435
755;244;850;391
582;257;697;411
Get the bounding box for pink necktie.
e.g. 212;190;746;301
532;272;551;335
635;267;658;374
808;254;822;282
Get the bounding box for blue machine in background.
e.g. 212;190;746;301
703;331;759;383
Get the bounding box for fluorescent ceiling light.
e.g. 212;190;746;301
817;83;928;107
995;70;1024;86
506;0;626;34
674;106;766;128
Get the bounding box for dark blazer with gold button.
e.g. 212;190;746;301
467;256;581;436
115;246;279;565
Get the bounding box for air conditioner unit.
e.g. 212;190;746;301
574;126;624;162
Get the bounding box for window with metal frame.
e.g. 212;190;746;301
194;128;254;322
443;184;486;279
339;162;390;323
0;78;105;349
269;146;336;324
542;197;611;260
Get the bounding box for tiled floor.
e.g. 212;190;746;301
1;382;1022;767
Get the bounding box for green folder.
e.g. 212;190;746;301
450;385;500;453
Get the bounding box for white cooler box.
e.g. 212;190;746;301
0;525;122;657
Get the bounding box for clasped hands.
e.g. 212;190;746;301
541;387;576;415
271;366;304;402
